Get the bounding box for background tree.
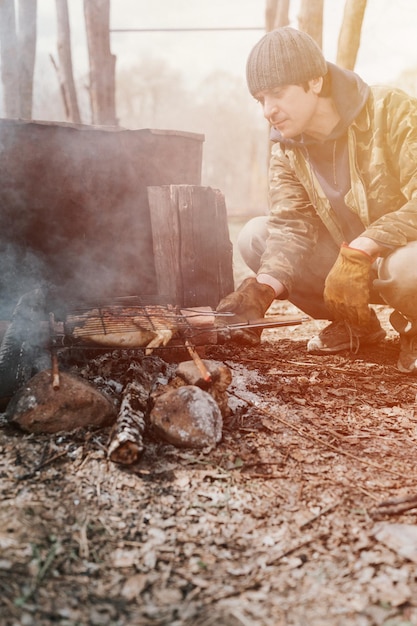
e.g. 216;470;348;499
336;0;368;70
265;0;289;31
116;60;268;212
0;0;377;213
84;0;117;125
298;0;324;46
54;0;81;123
0;0;37;118
194;72;268;212
18;0;37;119
117;58;185;129
0;0;19;117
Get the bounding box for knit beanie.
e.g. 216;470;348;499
246;27;328;96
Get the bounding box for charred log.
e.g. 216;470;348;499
107;355;171;464
0;288;49;409
107;380;148;465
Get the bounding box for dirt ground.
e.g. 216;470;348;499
2;225;417;626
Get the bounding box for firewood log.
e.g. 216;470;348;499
107;380;149;465
0;288;48;408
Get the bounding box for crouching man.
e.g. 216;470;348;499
217;26;417;373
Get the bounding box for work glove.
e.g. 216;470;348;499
324;243;373;326
215;277;275;345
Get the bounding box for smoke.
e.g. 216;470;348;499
0;241;49;318
0;120;203;319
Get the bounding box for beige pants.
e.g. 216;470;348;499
237;216;417;328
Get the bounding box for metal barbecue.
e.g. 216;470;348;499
45;295;308;385
50;295;307;350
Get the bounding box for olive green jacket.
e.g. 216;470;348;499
260;84;417;292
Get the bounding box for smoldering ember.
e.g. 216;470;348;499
2;120;417;626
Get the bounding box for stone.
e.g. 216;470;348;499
172;359;232;417
6;369;117;434
149;385;222;448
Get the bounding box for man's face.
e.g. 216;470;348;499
254;79;322;139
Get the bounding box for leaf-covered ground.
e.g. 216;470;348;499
2;300;417;626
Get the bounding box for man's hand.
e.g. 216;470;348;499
324;243;374;326
216;277;275;345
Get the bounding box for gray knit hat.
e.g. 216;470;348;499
246;27;328;96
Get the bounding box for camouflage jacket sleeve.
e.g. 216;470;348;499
258;85;417;292
258;145;324;292
358;86;417;246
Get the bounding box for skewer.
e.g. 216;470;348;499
51;352;60;390
184;339;212;383
58;303;308;347
49;313;60;389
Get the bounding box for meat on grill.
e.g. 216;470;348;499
67;306;180;354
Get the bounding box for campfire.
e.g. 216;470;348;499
0;289;304;466
0;120;306;469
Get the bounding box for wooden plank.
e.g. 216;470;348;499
148;184;234;307
146;185;183;302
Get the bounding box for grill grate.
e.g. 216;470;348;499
49;296;306;350
50;301;219;350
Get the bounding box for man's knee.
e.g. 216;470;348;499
237;216;269;273
376;242;417;317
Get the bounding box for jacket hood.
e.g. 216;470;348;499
270;62;370;147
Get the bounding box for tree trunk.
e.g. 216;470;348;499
263;0;291;176
55;0;81;123
18;0;37;119
297;0;324;47
336;0;368;70
0;0;20;117
83;0;117;126
265;0;289;31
